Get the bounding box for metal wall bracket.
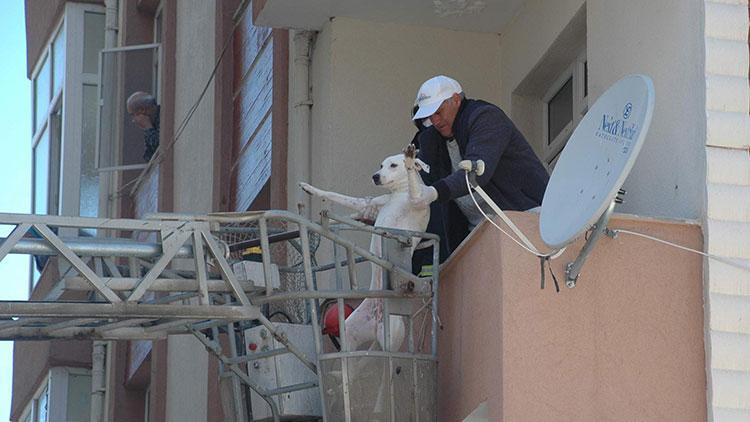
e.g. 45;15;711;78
564;200;616;288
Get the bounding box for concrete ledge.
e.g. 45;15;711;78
708;258;750;296
706;38;749;78
706;74;750;114
711;368;750;410
706;148;750;186
705;2;748;42
707;183;750;222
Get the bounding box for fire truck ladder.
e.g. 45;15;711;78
0;210;439;422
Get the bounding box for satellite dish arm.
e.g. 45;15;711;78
564;199;617;287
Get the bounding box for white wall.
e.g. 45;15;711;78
173;0;217;214
165;335;209;422
308;16;502;203
166;2;215;421
500;0;705;220
499;0;586;111
587;0;706;219
303;17;502;286
302;0;707;223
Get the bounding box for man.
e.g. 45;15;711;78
126;91;160;161
410;75;549;259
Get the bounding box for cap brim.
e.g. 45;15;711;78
412;101;442;120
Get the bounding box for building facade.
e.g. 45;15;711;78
13;0;750;420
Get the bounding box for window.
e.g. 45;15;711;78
19;368;92;422
80;84;99;219
542;50;587;168
96;44;160;174
154;3;163;102
33;54;51;134
28;2;105;290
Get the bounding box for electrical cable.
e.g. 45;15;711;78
464;172;565;259
465;171;749;274
611;228;750;272
119;2;252;197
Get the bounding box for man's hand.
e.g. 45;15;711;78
409;185;437;208
132;113;154;130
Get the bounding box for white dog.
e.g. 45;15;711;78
300;145;431;352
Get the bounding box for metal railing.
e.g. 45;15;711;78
0;209;439;421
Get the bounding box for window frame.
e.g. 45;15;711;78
30;17;66;217
542;49;587;169
29;2;106;291
19;367;92;422
94;43;161;174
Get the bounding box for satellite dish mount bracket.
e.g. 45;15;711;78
564;199;617;288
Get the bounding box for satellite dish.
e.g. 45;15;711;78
540;74;655;249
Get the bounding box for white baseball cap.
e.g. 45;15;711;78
412;75;463;120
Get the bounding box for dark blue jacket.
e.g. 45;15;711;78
416;98;549;255
418;98;549;209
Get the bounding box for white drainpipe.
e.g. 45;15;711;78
90;341;107;422
289;31;314;218
91;2;118;421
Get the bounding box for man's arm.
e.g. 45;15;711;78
415;129;443;186
431;107;511;201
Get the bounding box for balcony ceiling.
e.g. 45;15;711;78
255;0;526;33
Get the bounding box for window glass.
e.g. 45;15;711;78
53;25;65;95
80;84;99;219
66;374;92;421
83;12;105;74
37;384;49;422
583;61;588;98
48;106;62;215
33;127;50;215
34;55;51;133
548;76;573;143
155;9;162;43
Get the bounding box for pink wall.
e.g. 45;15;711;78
437;212;706;422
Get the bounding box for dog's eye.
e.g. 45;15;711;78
380;164;383;169
390;163;398;168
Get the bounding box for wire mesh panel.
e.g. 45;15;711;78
319;355;437;422
217;218;320;324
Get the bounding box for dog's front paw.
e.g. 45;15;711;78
299;182;316;196
403;144;417;170
403;144;416;159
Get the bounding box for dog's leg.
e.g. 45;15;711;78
299;182;389;217
343;299;379;351
402;144;428;206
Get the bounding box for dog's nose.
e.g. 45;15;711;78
372;173;381;185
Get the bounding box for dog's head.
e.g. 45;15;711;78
372;153;429;191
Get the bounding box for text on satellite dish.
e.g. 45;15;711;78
596;105;639;154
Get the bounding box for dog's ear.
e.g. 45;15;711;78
414;159;430;174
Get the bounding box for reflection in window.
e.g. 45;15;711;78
548;77;573;143
53;26;66;95
80;84;99;219
33;127;50;215
83;12;105;74
37;384;49;422
34;55;51;133
66;374;92;421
